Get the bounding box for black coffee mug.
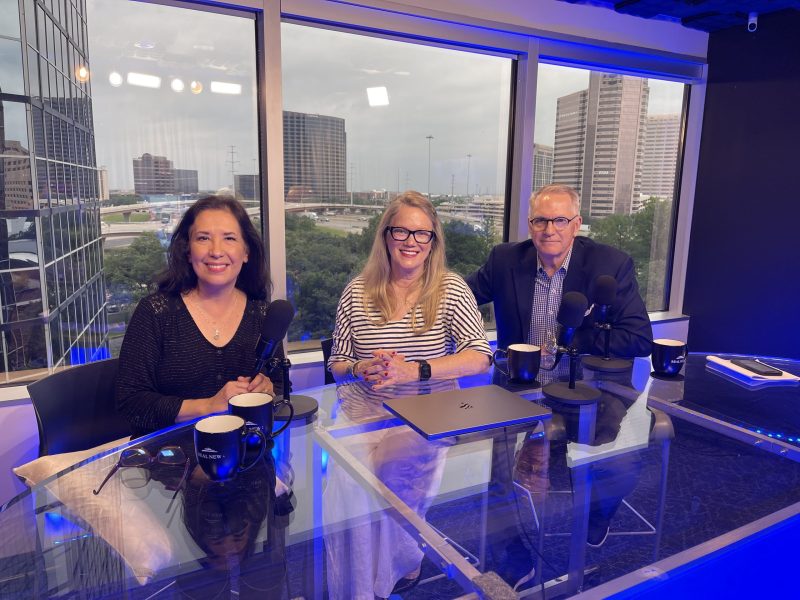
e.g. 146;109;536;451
493;343;541;383
194;415;266;482
651;338;688;377
228;392;293;440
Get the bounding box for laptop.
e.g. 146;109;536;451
382;384;551;440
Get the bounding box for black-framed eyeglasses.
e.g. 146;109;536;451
528;215;579;231
93;445;190;510
385;226;435;244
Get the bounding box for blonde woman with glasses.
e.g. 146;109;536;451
328;190;491;388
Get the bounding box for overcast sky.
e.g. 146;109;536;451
87;1;685;196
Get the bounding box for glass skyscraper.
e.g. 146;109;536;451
1;0;107;383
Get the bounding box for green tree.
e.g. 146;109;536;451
443;218;497;279
285;214;363;340
104;233;167;307
588;198;664;300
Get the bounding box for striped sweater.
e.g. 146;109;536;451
329;272;491;366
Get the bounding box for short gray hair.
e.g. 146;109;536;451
529;184;581;216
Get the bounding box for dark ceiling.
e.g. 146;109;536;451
557;0;800;32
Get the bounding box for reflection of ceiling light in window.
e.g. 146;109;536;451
171;78;185;93
108;71;123;87
366;86;389;107
134;40;155;49
75;65;90;83
210;81;241;95
127;72;161;89
190;80;203;94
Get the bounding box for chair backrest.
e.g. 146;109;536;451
27;358;130;456
320;338;335;385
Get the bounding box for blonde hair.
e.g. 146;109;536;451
361;191;447;334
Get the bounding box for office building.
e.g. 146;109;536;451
132;153;174;195
283;111;346;202
553;73;649;216
552;89;589;200
234;174;260;202
642;114;681;202
98;166;110;201
132;154;198;196
0;0;107;382
174;168;199;194
532;143;554;192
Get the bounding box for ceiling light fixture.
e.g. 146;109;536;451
75;65;90;83
366;86;390;107
127;72;161;89
210;81;241;95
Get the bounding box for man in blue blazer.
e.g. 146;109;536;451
467;184;653;358
468;184;653;564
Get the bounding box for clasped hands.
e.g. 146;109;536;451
210;373;275;413
355;350;419;390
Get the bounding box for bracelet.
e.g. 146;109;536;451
352;360;363;380
346;360;363;382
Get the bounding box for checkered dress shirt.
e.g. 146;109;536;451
529;247;573;354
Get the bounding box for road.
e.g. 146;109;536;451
102;215;370;249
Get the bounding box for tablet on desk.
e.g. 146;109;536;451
382;384;551;440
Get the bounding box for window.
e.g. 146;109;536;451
280;23;512;348
534;64;687;310
87;0;259;356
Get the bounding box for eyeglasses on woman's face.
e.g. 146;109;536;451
384;226;435;244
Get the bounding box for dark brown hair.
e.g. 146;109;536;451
157;195;270;300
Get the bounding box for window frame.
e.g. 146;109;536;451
89;0;708;358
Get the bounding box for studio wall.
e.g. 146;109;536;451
684;9;800;358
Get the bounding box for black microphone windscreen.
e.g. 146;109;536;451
260;299;295;344
591;275;617;306
557;291;588;329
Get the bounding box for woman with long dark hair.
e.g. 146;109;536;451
116;195;281;437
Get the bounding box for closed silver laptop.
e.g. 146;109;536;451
383;384;551;440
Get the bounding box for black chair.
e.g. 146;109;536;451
320;338;335;385
27;358;131;456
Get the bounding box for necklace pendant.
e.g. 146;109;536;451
213;328;220;340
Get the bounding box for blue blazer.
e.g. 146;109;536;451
466;236;653;357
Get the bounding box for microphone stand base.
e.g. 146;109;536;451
582;356;633;373
275;394;319;423
543;382;601;405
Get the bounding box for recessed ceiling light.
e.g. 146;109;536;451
171;78;185;92
127;72;161;89
190;80;203;94
75;65;90;83
108;71;123;87
210;81;241;95
366;86;390;107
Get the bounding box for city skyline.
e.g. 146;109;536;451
87;2;684;198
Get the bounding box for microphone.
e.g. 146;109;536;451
545;291;588;370
252;299;295;378
591;274;617;325
252;299;319;423
583;275;633;373
542;290;601;406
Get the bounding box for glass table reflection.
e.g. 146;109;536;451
1;353;800;599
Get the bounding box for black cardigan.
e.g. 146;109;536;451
115;293;283;438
